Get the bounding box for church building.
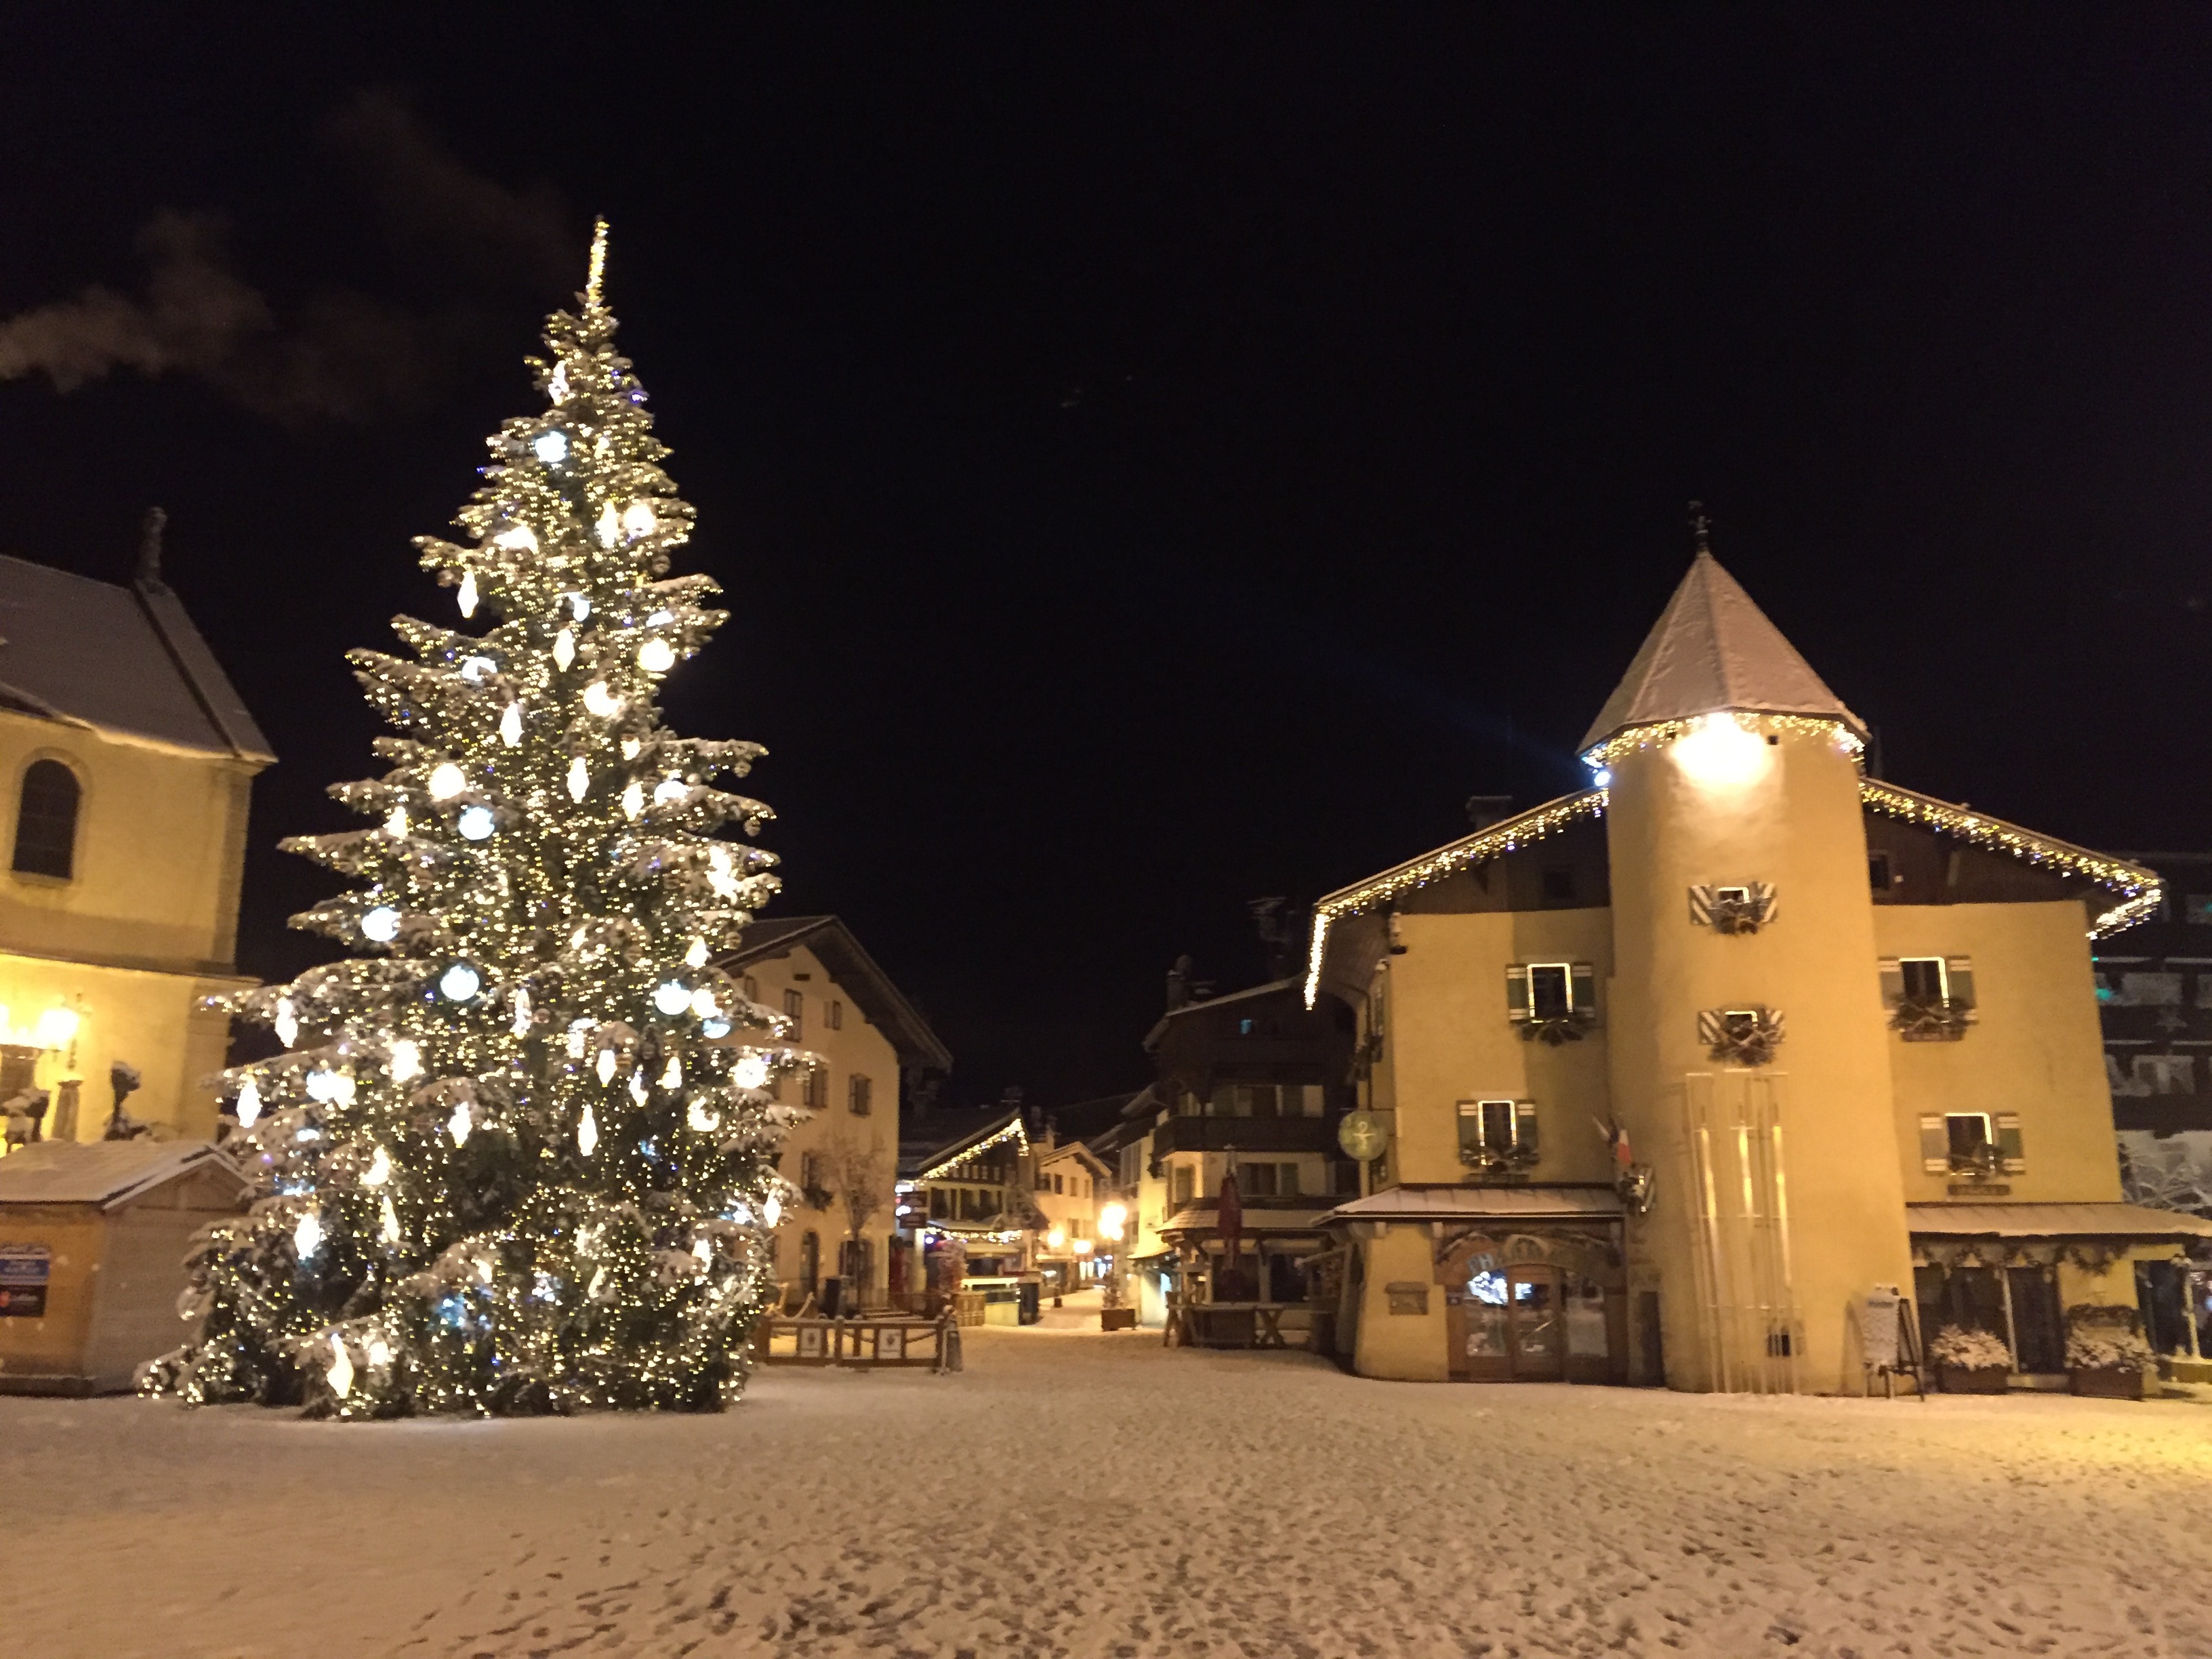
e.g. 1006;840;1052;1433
1309;547;2212;1393
0;527;271;1149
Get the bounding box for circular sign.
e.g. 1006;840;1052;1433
1337;1110;1389;1162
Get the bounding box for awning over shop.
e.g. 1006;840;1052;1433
1314;1183;1622;1227
1906;1201;2212;1241
1159;1206;1330;1237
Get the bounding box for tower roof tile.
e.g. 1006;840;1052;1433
1578;550;1862;755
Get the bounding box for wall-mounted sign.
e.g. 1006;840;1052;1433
1338;1111;1389;1162
0;1243;50;1317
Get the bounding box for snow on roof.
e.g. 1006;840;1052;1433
0;554;273;762
716;914;951;1072
1905;1201;2212;1240
1578;550;1863;756
1315;1183;1623;1225
0;1140;245;1210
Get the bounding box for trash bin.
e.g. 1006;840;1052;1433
819;1276;844;1318
1017;1279;1041;1326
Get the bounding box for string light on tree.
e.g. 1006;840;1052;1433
150;221;806;1419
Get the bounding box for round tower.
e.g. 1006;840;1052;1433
1592;551;1912;1393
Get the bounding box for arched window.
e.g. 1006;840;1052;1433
12;761;80;879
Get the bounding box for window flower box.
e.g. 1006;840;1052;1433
1937;1364;2009;1394
2064;1307;2152;1399
2069;1366;2145;1400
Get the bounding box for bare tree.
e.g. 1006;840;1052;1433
823;1126;891;1300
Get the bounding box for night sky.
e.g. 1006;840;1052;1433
5;9;2212;1108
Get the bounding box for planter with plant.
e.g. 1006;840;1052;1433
1928;1324;2012;1392
2064;1309;2152;1399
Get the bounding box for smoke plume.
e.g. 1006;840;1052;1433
0;94;575;424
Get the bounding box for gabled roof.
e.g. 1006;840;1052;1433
0;1140;248;1210
716;915;951;1071
1579;551;1862;756
0;555;273;763
899;1108;1027;1179
1143;975;1304;1050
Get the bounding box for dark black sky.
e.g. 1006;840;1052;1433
5;7;2212;1107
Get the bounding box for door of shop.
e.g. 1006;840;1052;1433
1507;1266;1565;1381
1453;1264;1568;1381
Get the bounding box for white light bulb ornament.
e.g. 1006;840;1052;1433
554;628;577;670
389;1039;422;1083
362;1145;392;1187
652;981;692;1017
567;756;589;802
428;763;467;801
622;500;657;538
294;1209;323;1260
457;806;495;842
235;1076;262;1127
274;1000;299;1048
380;1195;401;1246
578;1103;598;1157
621;779;644;820
733;1054;769;1090
457;573;478;619
684;937;710;968
638;637;676;674
582;680;622;718
327;1334;354;1401
595;1048;618;1086
361;905;401;943
596;502;621;548
448;1102;473;1146
499;701;524;747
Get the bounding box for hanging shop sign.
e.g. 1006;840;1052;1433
0;1242;51;1317
1338;1111;1389;1162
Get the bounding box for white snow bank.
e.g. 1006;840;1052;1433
5;1332;2209;1658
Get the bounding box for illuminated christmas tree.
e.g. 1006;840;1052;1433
151;224;804;1416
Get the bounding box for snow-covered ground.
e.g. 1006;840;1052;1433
7;1312;2211;1659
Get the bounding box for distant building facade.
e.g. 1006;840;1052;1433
0;541;271;1151
1307;550;2212;1393
716;916;949;1313
2093;852;2212;1369
1096;970;1359;1334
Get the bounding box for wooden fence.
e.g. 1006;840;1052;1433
752;1313;962;1373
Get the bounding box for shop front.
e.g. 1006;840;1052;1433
1906;1201;2212;1389
1321;1185;1629;1385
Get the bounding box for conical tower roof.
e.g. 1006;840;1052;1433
1578;550;1864;756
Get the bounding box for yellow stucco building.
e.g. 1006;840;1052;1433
0;541;271;1149
1309;549;2212;1393
718;915;950;1313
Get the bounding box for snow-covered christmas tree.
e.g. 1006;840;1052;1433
150;223;806;1417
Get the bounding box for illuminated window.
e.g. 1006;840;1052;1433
12;760;79;880
1945;1112;1992;1165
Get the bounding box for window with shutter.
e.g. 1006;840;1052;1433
1504;964;1531;1022
1944;1112;1999;1176
1944;958;1975;1012
1900;958;1947;1003
1994;1113;2024;1173
1919;1115;1948;1173
1878;958;1905;1007
1513;1100;1539;1160
848;1074;872;1115
1528;964;1571;1019
1457;1099;1533;1170
1571;964;1598;1019
783;989;804;1039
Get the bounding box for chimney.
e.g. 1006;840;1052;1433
1466;794;1513;831
136;506;168;589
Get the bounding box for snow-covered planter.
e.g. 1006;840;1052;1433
1929;1324;2011;1392
2065;1314;2152;1399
